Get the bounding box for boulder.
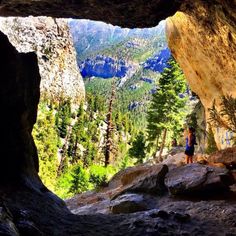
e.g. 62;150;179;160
110;193;148;214
165;163;234;195
207;147;236;167
161;151;186;166
111;165;168;199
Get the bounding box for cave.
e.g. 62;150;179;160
0;0;235;235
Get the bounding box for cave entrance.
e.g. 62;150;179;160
0;16;199;199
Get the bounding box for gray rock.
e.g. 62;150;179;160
0;206;19;236
112;165;168;200
126;164;168;194
110;194;148;214
165;163;234;195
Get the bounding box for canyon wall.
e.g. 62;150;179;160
0;31;42;187
166;1;236;149
0;16;85;104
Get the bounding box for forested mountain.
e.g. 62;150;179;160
69;19;171;129
69;19;166;61
31;20;191;198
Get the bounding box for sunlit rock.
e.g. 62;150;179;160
0;16;85;104
166;1;236;149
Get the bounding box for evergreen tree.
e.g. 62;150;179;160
147;57;187;160
56;99;72;138
129;131;146;164
104;82;116;167
69;165;90;194
33;102;59;191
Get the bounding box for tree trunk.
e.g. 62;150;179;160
57;124;72;176
104;82;116;167
158;129;167;162
154;135;160;158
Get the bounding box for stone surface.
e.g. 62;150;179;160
65;161;236;234
0;16;85;104
166;0;236;149
110;193;148;214
165;163;234;195
0;0;181;28
0;31;42;187
207;146;236;166
0;205;19;236
111;164;168;199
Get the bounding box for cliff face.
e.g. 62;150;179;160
0;16;85;104
166;1;236;149
0;31;42;187
80;56;130;79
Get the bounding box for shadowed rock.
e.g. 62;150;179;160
0;31;41;188
112;164;168;199
207;147;236;167
165;163;234;195
110;193;148;214
0;0;182;28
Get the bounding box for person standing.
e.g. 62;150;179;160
184;127;196;164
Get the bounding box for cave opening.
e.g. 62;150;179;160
0;1;236;235
2;16;198;199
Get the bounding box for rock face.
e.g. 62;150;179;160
0;0;181;28
0;16;85;104
165;163;234;195
143;47;171;73
80;56;130;79
166;0;236;149
207;146;236;166
0;205;19;235
110;193;148;214
0;31;42;187
66;161;236;234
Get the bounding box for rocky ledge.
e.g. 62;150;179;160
65;150;236;235
0;151;236;235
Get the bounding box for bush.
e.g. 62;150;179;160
89;165;108;188
69;164;91;194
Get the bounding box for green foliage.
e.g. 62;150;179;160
69;164;91;194
56;100;71;138
54;169;74;199
89;165;109;188
205;125;218;154
209;95;236;133
129;132;146;164
33;102;59;191
147;57;188;152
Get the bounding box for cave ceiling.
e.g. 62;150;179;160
0;0;183;28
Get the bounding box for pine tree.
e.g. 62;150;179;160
147;57;187;161
129;131;146;164
33;102;59;191
104;81;116;167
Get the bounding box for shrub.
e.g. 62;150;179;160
89;165;108;188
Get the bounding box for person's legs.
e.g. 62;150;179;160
186;155;189;164
189;155;193;163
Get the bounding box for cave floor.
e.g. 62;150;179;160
1;186;236;236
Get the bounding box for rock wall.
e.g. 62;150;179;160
0;16;85;104
0;31;42;187
166;1;236;149
0;0;181;28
